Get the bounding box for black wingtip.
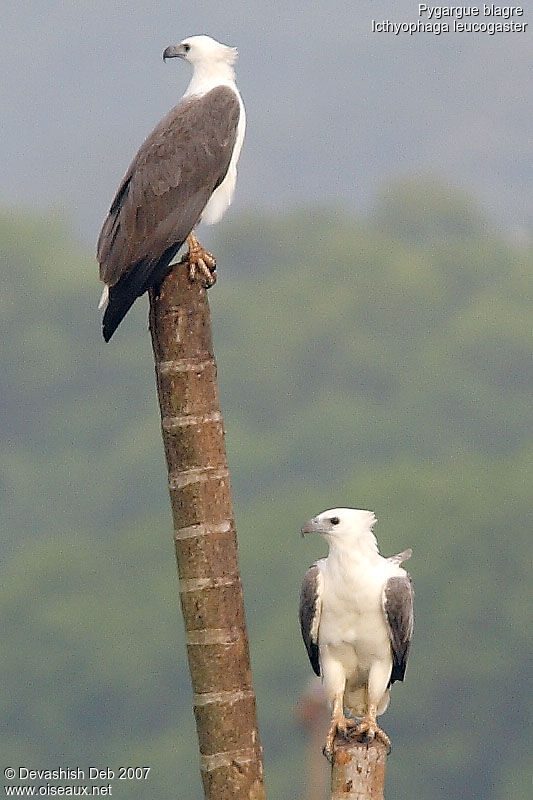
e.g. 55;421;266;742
102;302;121;342
102;293;134;342
100;244;184;342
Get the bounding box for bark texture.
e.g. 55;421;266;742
149;264;266;800
331;737;387;800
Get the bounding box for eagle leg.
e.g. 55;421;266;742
355;703;391;753
185;232;217;287
323;696;357;762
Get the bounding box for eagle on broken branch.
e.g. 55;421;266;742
299;508;414;760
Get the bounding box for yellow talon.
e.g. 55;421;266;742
185;231;217;286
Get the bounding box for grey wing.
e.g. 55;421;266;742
387;549;412;566
383;574;414;684
97;85;241;286
299;564;322;677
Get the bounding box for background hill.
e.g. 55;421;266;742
1;179;531;799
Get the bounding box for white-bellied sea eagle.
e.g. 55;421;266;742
97;35;245;341
299;508;414;759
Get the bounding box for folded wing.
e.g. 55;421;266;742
383;574;414;683
299;563;323;677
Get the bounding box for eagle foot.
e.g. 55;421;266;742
323;715;357;762
322;744;334;764
354;719;391;753
184;233;217;288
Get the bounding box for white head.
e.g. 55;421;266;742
163;35;238;70
301;507;378;550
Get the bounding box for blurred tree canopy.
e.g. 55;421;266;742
1;179;531;799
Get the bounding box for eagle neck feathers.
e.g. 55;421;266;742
184;63;237;98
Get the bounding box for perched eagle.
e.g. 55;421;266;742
299;508;414;759
97;35;245;341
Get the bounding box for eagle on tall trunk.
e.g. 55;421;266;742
97;35;245;342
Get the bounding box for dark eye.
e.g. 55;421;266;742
183;43;191;52
330;517;340;525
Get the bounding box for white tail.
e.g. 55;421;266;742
98;285;109;311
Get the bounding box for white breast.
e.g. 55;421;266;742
319;553;398;662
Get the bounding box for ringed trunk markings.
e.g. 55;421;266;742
174;520;232;540
179;576;238;592
200;748;257;773
158;357;214;375
162;410;223;430
168;466;230;489
193;688;256;707
186;628;241;645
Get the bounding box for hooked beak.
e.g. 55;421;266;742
163;44;186;61
300;516;320;537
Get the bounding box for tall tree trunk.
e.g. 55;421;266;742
331;738;387;800
148;264;266;800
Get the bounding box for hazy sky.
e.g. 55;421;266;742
3;1;532;246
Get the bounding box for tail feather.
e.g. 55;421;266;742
102;243;183;342
103;284;141;342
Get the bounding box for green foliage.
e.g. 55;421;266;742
369;177;490;245
1;181;531;799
